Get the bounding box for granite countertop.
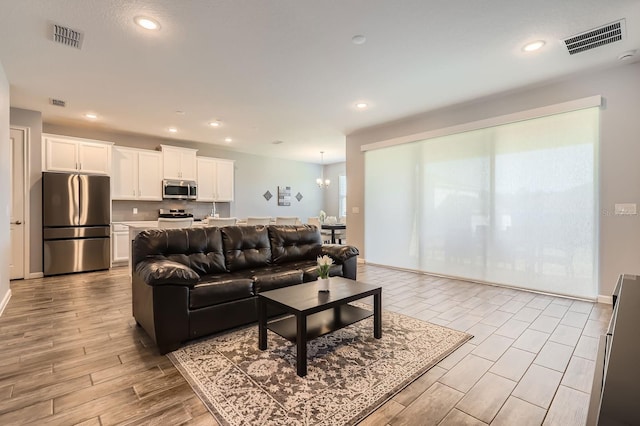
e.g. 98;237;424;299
114;220;207;229
115;221;159;228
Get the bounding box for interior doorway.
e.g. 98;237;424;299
10;127;29;280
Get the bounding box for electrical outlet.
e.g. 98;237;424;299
133;207;138;214
352;207;360;214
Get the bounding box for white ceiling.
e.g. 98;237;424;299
1;0;639;164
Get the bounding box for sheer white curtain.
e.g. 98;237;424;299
365;107;598;298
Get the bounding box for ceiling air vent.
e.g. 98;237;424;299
49;98;66;107
52;23;84;49
563;19;625;55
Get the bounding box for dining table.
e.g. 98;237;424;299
321;223;346;244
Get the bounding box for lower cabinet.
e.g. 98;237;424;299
112;224;130;264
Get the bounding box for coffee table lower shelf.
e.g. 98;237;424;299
267;304;373;343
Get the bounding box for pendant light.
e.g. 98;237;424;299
316;151;330;188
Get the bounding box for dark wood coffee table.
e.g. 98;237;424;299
258;276;382;377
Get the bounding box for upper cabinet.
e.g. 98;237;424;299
112;147;163;200
161;145;197;180
215;158;235;201
43;134;113;175
197;157;235;202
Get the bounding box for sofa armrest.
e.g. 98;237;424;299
135;259;199;287
321;244;359;264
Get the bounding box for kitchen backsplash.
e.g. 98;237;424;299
112;200;231;222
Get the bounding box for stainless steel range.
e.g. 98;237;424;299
158;209;193;219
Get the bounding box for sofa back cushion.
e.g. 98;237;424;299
268;225;322;265
221;225;272;271
133;227;227;275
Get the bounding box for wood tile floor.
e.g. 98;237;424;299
0;264;611;425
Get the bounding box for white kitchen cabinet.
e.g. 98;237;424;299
111;224;130;264
112;147;163;200
196;157;216;202
196;157;234;202
161;145;197;180
215;158;234;201
44;134;112;175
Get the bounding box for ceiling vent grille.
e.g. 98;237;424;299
52;23;84;49
564;19;625;55
49;98;66;107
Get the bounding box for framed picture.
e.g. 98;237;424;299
278;186;291;206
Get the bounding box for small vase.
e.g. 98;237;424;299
317;277;330;292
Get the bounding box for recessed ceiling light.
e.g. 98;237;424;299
224;137;232;143
168;127;177;133
356;102;368;109
523;40;545;52
84;113;97;119
352;35;366;45
209;121;221;127
134;16;160;30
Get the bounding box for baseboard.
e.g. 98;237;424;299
598;294;613;305
357;258;366;264
29;272;44;279
0;289;12;317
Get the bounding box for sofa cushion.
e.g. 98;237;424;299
268;225;322;265
251;266;304;293
221;226;272;272
190;273;254;309
133;227;227;275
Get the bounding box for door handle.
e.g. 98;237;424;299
11;221;22;225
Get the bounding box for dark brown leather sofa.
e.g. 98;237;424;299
132;224;359;354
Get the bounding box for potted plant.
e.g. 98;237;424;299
316;255;333;292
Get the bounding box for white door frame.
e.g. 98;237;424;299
10;126;30;280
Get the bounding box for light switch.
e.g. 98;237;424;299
133;207;138;214
352;207;360;214
614;203;637;215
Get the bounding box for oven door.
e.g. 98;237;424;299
163;180;190;200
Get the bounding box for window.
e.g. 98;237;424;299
339;175;347;218
364;107;599;298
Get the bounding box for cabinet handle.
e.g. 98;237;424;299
133;190;135;196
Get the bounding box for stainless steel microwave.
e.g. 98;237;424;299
163;179;197;200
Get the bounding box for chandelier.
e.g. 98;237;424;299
316;151;330;188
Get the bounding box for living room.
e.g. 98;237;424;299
1;1;640;425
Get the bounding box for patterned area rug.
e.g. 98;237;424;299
168;304;472;426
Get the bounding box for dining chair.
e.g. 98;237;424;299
246;217;271;225
307;217;332;243
206;217;237;226
335;216;347;244
158;217;194;229
275;216;298;225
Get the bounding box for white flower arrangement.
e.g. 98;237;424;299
317;255;334;279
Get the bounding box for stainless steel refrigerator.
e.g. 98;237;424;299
43;172;111;276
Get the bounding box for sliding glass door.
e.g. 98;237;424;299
365;107;598;298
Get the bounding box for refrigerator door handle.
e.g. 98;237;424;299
73;174;81;225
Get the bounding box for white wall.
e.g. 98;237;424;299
0;61;11;313
346;60;640;297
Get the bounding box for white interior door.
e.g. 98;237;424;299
10;128;26;280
